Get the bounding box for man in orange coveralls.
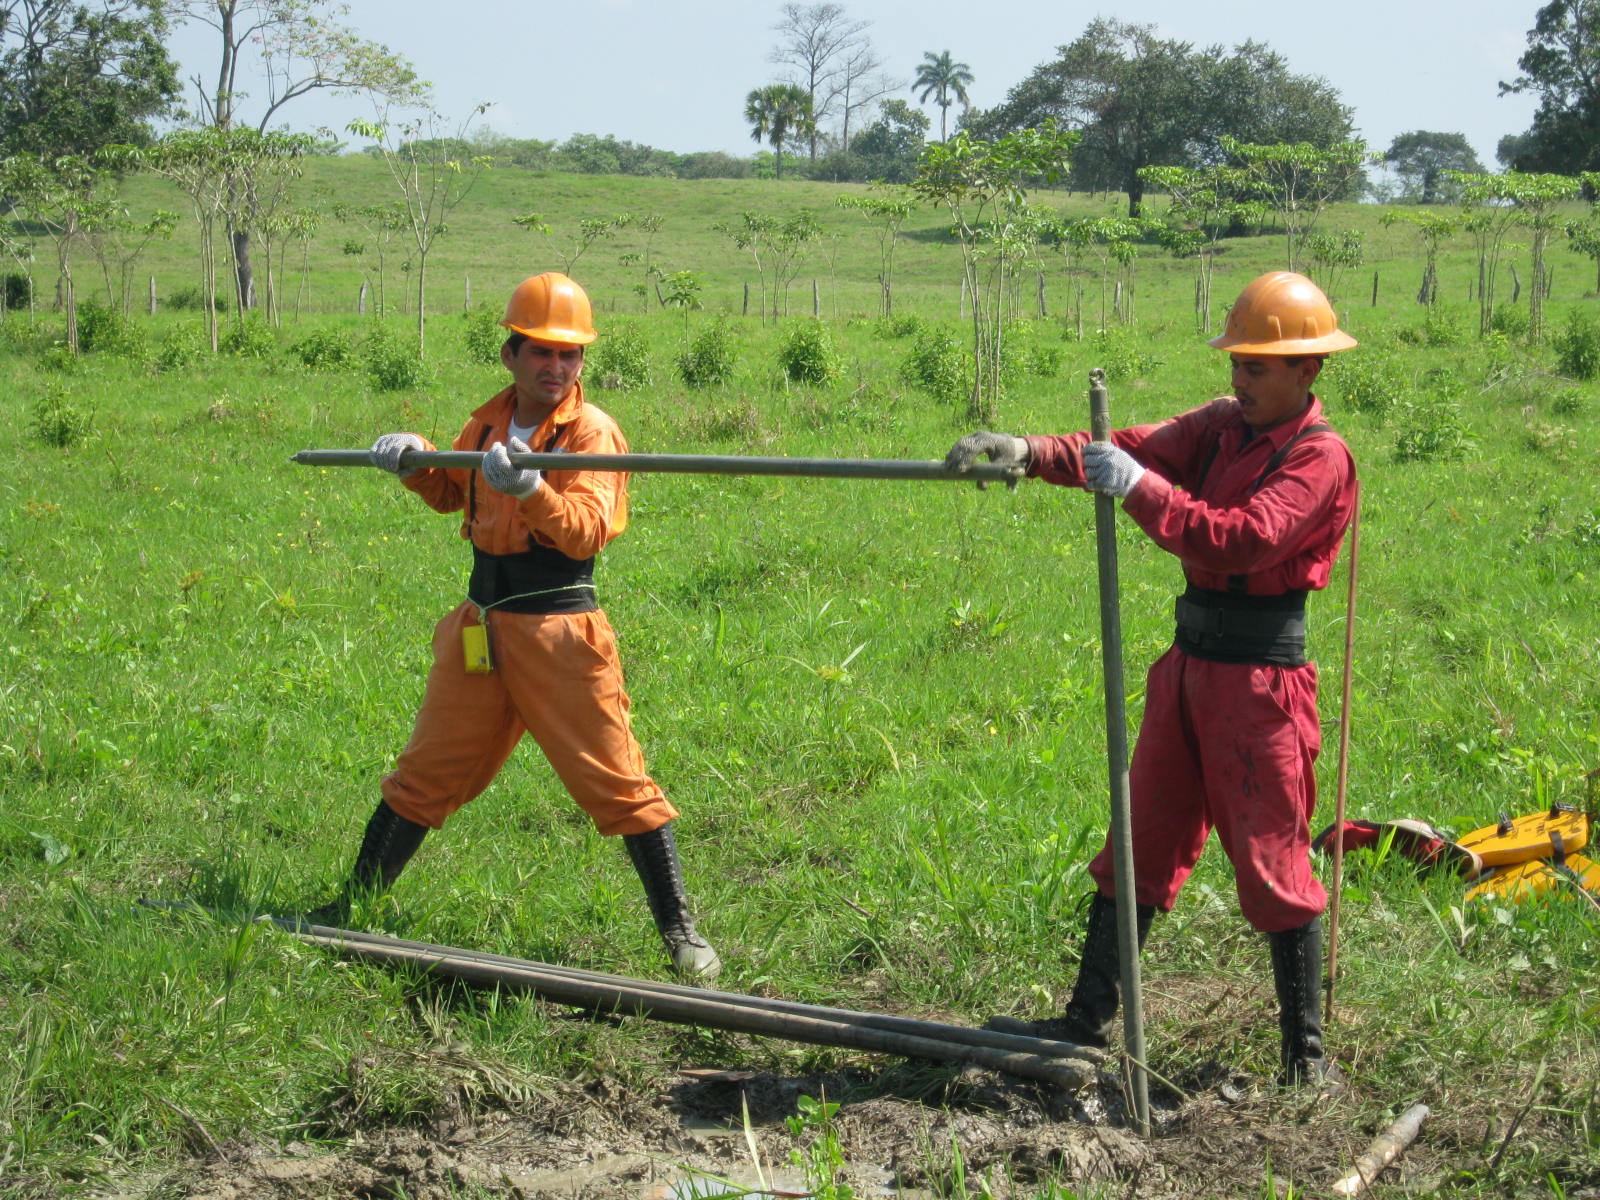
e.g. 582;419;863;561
945;272;1357;1088
309;271;720;979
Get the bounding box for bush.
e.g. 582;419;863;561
677;320;736;389
220;315;278;358
1490;304;1529;341
75;299;147;360
1393;387;1473;463
30;383;91;448
363;322;427;391
291;327;355;371
459;303;505;365
166;285;226;313
588;321;652;390
1551;387;1586;417
157;324;208;371
1092;328;1157;381
873;313;927;340
900;328;969;405
777;319;839;385
3;272;31;310
1552;311;1600;380
1325;351;1405;420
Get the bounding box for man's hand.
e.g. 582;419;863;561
483;437;543;499
1083;442;1146;498
944;431;1030;491
370;432;424;477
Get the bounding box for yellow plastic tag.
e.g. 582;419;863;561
462;622;493;674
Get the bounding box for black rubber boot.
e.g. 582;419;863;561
987;891;1154;1047
624;822;721;980
1269;918;1346;1094
305;801;429;927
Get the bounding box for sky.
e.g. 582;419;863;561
163;0;1544;171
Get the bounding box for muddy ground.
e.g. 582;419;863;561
50;977;1600;1200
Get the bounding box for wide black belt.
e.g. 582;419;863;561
468;545;597;614
1174;585;1308;666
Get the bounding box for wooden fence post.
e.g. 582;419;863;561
358;279;368;315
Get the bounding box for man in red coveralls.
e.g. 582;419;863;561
945;272;1357;1088
308;272;720;980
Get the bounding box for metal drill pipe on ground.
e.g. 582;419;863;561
290;448;1026;484
287;928;1095;1091
258;915;1104;1065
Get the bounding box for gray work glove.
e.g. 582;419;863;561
482;436;543;499
944;430;1030;491
369;432;425;477
1083;442;1146;498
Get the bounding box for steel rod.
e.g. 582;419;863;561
1088;367;1150;1137
292;448;1025;484
139;901;1101;1087
283;928;1094;1090
1324;480;1361;1023
255;915;1103;1065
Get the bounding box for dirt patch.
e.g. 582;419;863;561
79;1057;1471;1200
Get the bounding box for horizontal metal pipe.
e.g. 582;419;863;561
287;928;1094;1091
266;916;1102;1065
291;448;1025;484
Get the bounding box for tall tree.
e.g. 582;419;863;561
0;0;179;159
1499;0;1600;174
1383;131;1485;203
969;24;1352;218
171;0;426;309
745;83;813;181
769;2;869;160
912;50;973;142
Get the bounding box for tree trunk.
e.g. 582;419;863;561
232;227;254;310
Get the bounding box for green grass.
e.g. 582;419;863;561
2;160;1599;1196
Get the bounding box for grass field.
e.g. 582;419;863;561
2;160;1599;1198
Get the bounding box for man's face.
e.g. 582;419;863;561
502;337;585;407
1229;354;1319;429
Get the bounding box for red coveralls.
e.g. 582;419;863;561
379;381;679;837
1026;395;1357;933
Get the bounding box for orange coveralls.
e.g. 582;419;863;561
379;381;678;837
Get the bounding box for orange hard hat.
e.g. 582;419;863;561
500;272;597;345
1208;272;1357;355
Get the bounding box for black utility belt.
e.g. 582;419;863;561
468;546;597;615
1174;586;1308;667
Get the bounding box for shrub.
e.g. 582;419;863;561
1551;388;1586;417
75;299;147;360
459;303;504;365
1490;304;1529;341
220;315;278;358
3;272;32;310
900;328;969;405
677;320;736;389
1325;351;1405;420
873;313;927;339
30;383;91;448
777;319;839;385
1092;327;1158;381
1552;311;1600;381
291;327;355;371
1393;387;1473;463
363;322;427;391
157;324;208;371
166;285;226;313
588;321;652;390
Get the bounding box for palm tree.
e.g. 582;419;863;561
913;50;974;142
744;84;814;181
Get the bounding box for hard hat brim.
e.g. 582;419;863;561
500;320;597;346
1209;329;1358;355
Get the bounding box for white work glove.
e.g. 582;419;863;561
369;432;424;477
482;437;543;499
1083;442;1146;498
944;430;1030;491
